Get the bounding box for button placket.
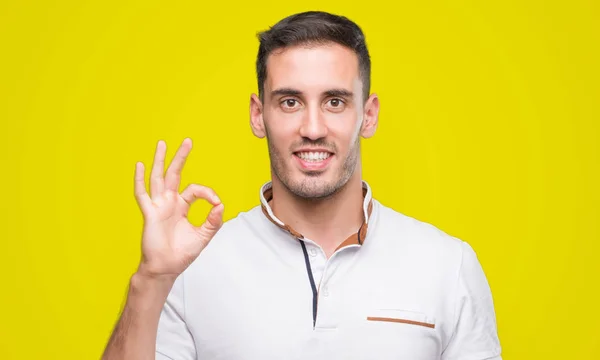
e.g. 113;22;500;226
315;265;336;329
302;240;357;329
304;242;326;287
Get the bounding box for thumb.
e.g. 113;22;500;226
196;203;224;238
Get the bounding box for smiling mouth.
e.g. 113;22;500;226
294;151;333;162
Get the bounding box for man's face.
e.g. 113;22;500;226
251;42;378;199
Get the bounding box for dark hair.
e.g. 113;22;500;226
256;11;371;102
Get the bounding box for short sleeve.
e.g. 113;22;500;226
441;241;502;360
155;272;197;360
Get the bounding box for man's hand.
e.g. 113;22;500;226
134;137;224;279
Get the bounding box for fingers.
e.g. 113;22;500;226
165;138;192;192
180;183;225;238
180;183;221;207
134;161;152;212
202;203;225;233
150;140;166;198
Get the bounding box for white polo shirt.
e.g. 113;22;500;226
155;181;502;360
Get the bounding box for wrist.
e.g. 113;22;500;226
135;260;181;283
127;271;176;311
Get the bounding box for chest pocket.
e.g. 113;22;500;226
351;308;441;360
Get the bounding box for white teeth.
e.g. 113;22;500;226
297;152;331;162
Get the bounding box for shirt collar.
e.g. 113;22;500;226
259;181;374;250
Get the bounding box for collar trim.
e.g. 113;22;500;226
259;181;374;250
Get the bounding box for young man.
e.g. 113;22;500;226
102;11;502;360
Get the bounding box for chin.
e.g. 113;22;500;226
287;176;342;200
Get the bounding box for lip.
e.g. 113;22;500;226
294;148;334;153
293;152;334;171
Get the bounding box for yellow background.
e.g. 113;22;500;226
1;0;598;359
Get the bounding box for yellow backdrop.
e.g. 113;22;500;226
1;1;598;359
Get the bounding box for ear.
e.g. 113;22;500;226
250;93;266;138
360;93;380;138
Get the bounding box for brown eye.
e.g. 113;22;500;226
282;99;298;108
325;98;345;112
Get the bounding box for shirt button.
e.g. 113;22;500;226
309;248;317;257
322;287;330;297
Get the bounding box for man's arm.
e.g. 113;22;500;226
102;273;175;360
102;138;225;360
441;241;502;360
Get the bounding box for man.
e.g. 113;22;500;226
102;10;502;360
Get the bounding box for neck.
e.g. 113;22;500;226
270;170;365;256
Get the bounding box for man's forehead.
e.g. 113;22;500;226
264;43;361;93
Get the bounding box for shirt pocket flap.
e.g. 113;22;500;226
367;308;436;329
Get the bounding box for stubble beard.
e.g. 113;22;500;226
266;129;361;201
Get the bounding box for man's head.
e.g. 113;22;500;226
250;11;380;199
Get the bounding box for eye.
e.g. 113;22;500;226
325;98;346;111
279;98;302;112
281;98;300;110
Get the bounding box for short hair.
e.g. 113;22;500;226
255;11;371;102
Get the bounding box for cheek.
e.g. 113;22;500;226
327;113;362;147
265;106;299;130
264;117;298;151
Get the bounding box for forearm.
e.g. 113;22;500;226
102;273;175;360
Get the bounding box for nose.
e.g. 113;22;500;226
299;107;328;140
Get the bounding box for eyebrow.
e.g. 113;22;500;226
270;88;354;99
324;89;354;99
270;88;302;98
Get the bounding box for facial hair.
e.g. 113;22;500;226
265;126;361;200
